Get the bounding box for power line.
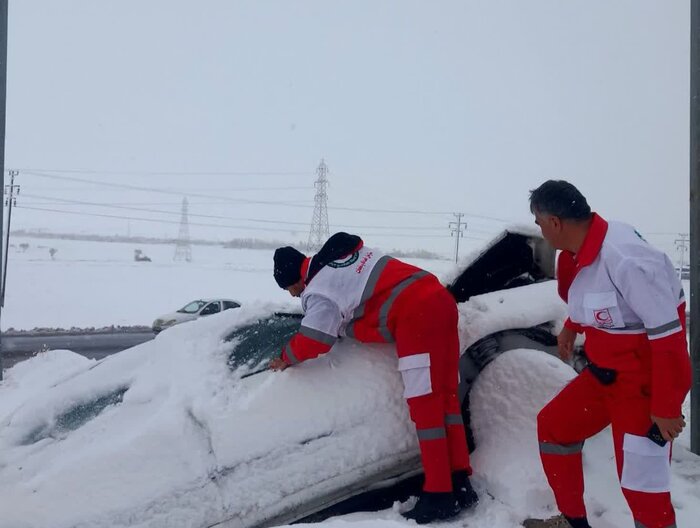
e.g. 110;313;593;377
16;205;300;233
22;199;315;206
21;192;306;224
21;170;516;222
21;192;503;236
17;205;489;240
23;171;312;208
15;167;312;177
359;232;487;240
23;186;312;192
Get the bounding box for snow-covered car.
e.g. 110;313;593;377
0;227;570;528
152;298;241;333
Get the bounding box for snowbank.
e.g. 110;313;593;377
281;351;700;528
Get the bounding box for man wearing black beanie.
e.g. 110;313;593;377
270;232;477;525
273;246;307;291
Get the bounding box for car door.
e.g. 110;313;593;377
210;323;421;528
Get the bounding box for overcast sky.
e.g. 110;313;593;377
4;0;691;258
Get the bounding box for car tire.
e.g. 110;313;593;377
459;326;561;452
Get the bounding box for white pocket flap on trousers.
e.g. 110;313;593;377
398;353;431;371
398;353;432;399
621;433;671;493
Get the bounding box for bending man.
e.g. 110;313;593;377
270;232;477;525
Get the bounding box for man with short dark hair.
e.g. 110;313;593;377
524;180;691;528
270;232;478;524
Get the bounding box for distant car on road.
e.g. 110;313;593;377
152;298;241;333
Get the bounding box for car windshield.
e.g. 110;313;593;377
177;300;208;314
225;313;302;373
21;386;129;446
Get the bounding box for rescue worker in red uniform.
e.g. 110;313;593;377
524;181;691;528
269;232;478;524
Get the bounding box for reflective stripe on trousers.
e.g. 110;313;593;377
635;521;676;528
539;441;584;456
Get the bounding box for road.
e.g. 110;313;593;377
1;331;156;369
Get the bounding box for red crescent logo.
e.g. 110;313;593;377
594;308;613;327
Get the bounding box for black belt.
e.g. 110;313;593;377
587;362;617;386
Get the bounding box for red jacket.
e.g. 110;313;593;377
281;234;434;366
558;214;691;418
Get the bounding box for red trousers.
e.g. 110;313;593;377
538;369;676;528
393;280;471;492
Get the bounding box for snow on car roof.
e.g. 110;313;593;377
200;298;241;303
457;280;565;350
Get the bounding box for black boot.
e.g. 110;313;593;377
451;470;479;509
564;516;591;528
522;514;591;528
402;491;461;524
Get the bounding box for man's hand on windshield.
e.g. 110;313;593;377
268;357;289;372
557;326;577;361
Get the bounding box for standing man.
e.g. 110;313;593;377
270;232;478;524
525;181;691;528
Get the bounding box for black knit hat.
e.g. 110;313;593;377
273;246;307;288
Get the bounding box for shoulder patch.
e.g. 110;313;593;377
328;251;359;268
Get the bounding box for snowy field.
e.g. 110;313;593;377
3;237;458;331
6;234;688;332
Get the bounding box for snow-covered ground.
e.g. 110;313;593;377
3;237;456;330
3;234;697;528
1;325;698;528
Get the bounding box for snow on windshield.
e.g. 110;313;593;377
179;300;207;313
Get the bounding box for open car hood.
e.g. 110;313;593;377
446;225;556;303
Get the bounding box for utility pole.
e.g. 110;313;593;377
675;233;690;279
449;213;466;263
0;0;8;381
690;0;700;455
2;169;18;306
